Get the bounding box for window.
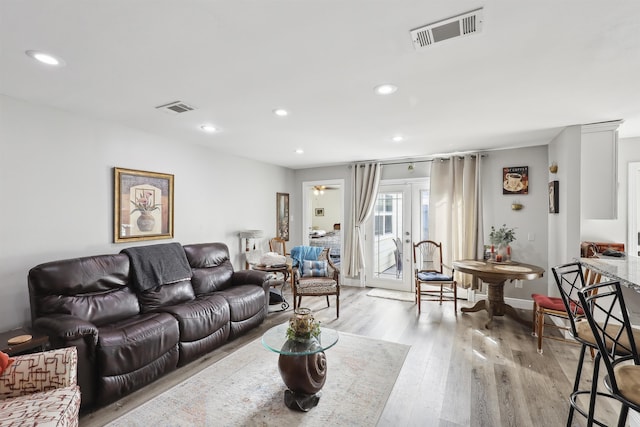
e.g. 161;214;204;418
420;189;429;240
374;193;402;236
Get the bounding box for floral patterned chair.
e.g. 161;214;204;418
0;346;80;427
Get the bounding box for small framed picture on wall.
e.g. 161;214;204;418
315;208;324;216
549;181;559;214
503;166;529;195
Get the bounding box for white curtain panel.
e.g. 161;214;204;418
344;163;381;279
429;155;483;288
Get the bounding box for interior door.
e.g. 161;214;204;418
365;184;413;291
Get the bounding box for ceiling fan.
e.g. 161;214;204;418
312;185;337;196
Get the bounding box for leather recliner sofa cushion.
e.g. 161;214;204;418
184;243;268;338
28;254;139;326
218;285;267;338
160;294;231;366
137;279;196;313
96;311;179;403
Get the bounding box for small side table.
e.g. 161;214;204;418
1;327;49;356
262;323;339;411
253;264;293;311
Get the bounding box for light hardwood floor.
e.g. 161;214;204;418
81;285;623;427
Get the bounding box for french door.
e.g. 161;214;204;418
365;181;429;291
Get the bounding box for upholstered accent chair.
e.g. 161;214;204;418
292;247;340;318
0;346;80;427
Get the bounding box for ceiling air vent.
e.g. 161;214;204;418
155;101;196;115
410;8;483;50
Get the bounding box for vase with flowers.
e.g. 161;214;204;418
286;308;321;341
130;190;161;232
489;224;516;262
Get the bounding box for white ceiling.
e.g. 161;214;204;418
2;1;640;169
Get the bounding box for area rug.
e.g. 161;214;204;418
366;288;414;302
106;332;410;427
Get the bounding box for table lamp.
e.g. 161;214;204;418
239;230;264;269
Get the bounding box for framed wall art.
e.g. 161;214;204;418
114;167;174;243
315;208;325;216
503;166;529;195
276;192;290;241
549;180;559;214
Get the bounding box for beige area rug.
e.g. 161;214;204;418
366;288;415;302
106;332;409;427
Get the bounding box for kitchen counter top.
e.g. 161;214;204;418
580;255;640;293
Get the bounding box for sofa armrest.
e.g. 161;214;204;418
34;315;99;347
232;270;270;288
0;346;78;400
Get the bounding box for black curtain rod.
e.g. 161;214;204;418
351;154;486;168
378;154;487;167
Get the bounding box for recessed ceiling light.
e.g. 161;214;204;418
392;135;404;142
273;109;289;117
295;149;304;154
374;84;398;95
200;124;217;133
25;50;65;66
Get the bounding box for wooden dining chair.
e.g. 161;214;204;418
269;237;287;256
413;240;457;314
532;264;601;354
267;237;289;289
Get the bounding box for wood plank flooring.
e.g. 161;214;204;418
81;285;622;427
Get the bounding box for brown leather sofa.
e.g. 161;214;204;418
27;242;269;408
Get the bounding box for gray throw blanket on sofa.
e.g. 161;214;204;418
121;242;192;292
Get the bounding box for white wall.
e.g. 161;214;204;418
482;145;549;299
547;126;582;269
0;95;295;329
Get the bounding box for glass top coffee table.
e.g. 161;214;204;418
262;323;339;411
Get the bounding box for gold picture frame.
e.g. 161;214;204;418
114;167;174;243
276;192;290;241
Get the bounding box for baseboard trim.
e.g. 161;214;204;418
504;297;533;310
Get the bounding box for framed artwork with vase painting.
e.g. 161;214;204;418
114;167;174;243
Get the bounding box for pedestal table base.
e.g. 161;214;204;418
461;282;531;328
278;351;327;411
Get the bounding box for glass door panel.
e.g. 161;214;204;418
366;184;411;291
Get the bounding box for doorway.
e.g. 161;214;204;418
302;180;345;270
365;180;429;292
